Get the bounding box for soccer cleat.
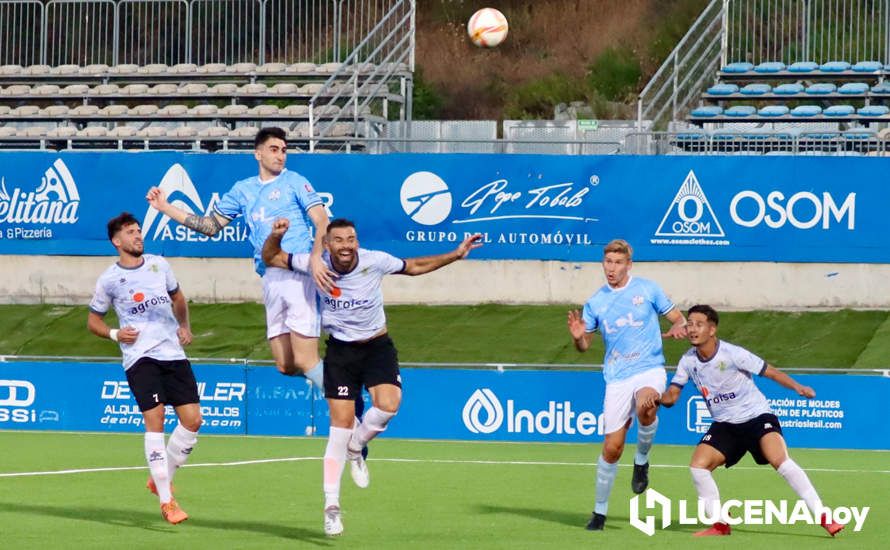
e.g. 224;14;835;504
585;512;606;531
821;514;844;537
324;505;344;536
693;521;731;536
160;499;188;524
347;450;370;488
146;477;175;496
631;462;649;494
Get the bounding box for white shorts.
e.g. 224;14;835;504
602;367;667;434
262;267;321;339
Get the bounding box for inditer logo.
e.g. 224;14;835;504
400;171;452;225
463;388;504;433
462;388;604;436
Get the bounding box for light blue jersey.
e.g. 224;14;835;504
214;168;322;275
581;276;675;384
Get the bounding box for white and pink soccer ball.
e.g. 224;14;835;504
467;8;508;48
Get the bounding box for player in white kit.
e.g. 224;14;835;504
87;212;201;525
262;217;482;536
567;239;688;530
654;304;844;537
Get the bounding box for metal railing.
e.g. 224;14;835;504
0;0;415;66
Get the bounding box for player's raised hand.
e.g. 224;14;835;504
145;187;169;210
567;310;586;339
118;326;140;344
456;233;484;259
310;253;336;293
662;321;688;340
797;385;816;398
270;217;290;238
177;326;193;346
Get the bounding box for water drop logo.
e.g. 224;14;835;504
400;171;452;226
462;388;504;433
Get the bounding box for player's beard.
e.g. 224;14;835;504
122;243;144;258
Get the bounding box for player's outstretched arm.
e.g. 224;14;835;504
763;365;816;398
567;310;592;352
657;385;682;408
307;205;334;292
400;233;483;276
146;187;230;236
662;307;688;339
261;218;292;269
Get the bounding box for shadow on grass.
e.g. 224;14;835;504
476;504;627;531
0;502;331;545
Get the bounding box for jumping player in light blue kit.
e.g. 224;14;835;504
567;239;687;531
146;127;334;389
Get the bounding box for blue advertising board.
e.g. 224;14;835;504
0;362;885;450
0;152;885;262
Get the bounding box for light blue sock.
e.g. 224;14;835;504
304;360;324;388
635;418;659;465
594;455;618;515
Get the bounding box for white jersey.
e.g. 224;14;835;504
672;340;772;423
289;248;405;342
89;254;186;370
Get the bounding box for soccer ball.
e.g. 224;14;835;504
467;8;508;48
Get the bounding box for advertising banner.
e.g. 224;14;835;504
0;152;885;262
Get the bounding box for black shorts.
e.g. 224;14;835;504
323;334;401;400
125;357;200;412
700;413;783;468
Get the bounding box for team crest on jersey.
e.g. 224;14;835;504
718;361;727;371
150;264;159;272
132;292;145;302
268;189;281;201
632;295;644;306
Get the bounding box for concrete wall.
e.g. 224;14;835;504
2;255;889;308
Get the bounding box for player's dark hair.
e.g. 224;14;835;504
688;304;719;325
327;218;356;233
255;126;287;148
107;212;140;240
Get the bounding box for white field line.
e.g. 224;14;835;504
2;457;890;479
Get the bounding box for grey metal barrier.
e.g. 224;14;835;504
117;0;189;66
190;0;261;65
0;0;43;66
45;0;116;66
263;0;336;64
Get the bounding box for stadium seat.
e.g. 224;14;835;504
838;82;869;94
179;83;208;94
299;83;324;94
318;62;343;73
690;106;723;117
0;126;16;137
47;126;77;138
93;84;120;95
773;83;804;95
239;83;268;94
138;64;169;74
257;63;287;74
137;126;167;137
754;61;785;73
314;105;341;116
80;64;108;75
107;64;138;74
33;84;61;95
150;83;178;95
130;104;159;115
740;83;771;95
209;83;238;95
282;105;310;116
721;62;753;73
23;65;51;75
820;61;851;72
122;84;150;95
41;105;69;116
0;106;9;115
197;63;227;74
857;105;890;116
0;64;22;75
724;105;756;117
230;126;259;137
50;64;80;75
199;126;230;137
158;104;188;116
805;83;837;95
790;105;822;117
99;105;128;116
167;125;198;137
108;126;138;137
171;63;197;74
220;104;249;115
78;126;109;137
18;126;48;137
11;105;40;116
288;62;317;73
61;84;90;95
758;105;789;117
871;82;890;94
788;61;818;73
190;104;218;115
270;83;299;95
824;105;855;117
228;62;257;73
71;105;100;116
1;85;30;96
248;105;278;115
852;60;883;73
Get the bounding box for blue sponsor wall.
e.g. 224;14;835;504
0;152;885;262
1;362;886;450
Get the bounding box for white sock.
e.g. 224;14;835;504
777;458;823;515
594;455;618;515
166;424;199;482
305;360;324;388
349;407;395;452
323;426;352;509
635;418;658;465
690;467;722;523
145;431;172;503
